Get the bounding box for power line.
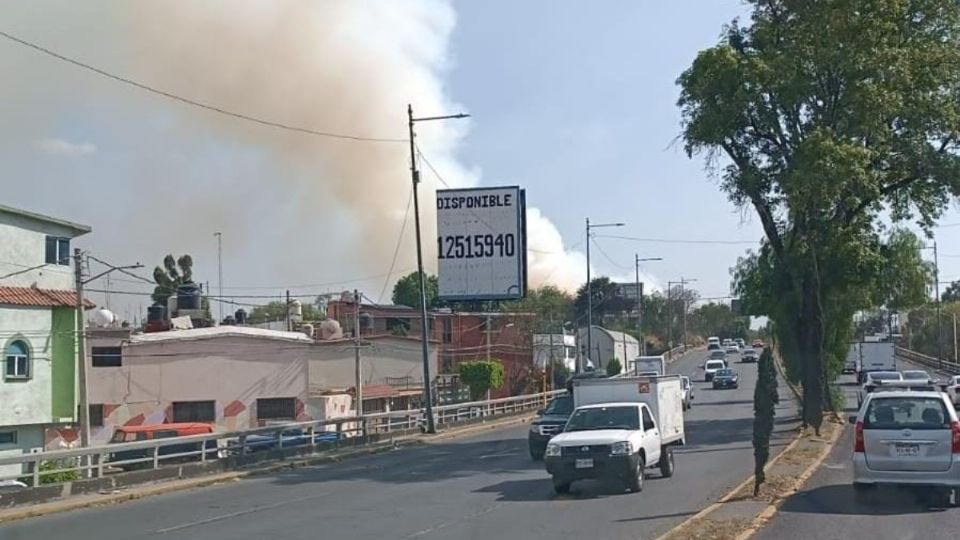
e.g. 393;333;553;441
590;237;630;271
0;30;406;144
594;234;760;246
378;186;413;304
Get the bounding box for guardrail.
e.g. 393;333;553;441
0;389;564;487
895;346;960;375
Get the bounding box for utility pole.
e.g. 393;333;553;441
585;218;624;372
354;289;363;417
285;290;291;332
408;104;468;433
953;312;957;364
935;239;943;370
214;232;223;322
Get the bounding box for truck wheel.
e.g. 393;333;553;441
553;478;571;494
659;447;675;478
626;456;645;492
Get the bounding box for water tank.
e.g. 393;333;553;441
359;312;374;330
319;319;343;340
177;282;202;311
288;299;303;323
91;308;116;328
301;323;315;339
147;304;167;323
234;309;247;325
222;316;236;326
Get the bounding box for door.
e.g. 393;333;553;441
640;406;661;466
862;396;954;472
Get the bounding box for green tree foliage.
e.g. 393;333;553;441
501;285;573;331
753;348;780;496
688;302;747;341
605;357;623;377
247;301;322;325
152;254;193;305
574;277;636;323
943;281;960;304
680;1;960;431
458;360;505;401
392;272;441;309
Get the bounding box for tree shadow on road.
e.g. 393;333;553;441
475;476;661;502
779;484;951;516
682;416;796;450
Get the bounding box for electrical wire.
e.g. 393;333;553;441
590;237;631;271
377;186;413;304
594;234;760;246
0;30;406;144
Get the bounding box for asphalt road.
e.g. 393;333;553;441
1;348;797;540
755;358;958;540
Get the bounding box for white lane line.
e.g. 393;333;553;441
403;503;505;538
153;491;331;534
478;451;518;460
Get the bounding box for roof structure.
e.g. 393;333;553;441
0;286;94;308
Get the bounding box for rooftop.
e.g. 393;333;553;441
0;286;95;308
130;325;315;344
0;203;91;236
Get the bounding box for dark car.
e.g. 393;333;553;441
712;368;739;389
741;349;759;363
528;394;574;460
227;428;341;455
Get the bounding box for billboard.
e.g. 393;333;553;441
436;186;527;300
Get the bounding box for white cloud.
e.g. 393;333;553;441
36;137;97;157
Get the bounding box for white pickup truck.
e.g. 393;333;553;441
544;375;685;494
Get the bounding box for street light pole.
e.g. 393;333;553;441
584;218;624;373
935;240;943;370
407;104;468;434
214;232;223;322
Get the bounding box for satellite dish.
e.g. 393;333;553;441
91;308;116;328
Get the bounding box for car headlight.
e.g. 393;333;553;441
530;424;540;434
545;443;562;457
610;441;633;455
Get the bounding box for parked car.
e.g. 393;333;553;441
712;368;739;389
704;359;727;382
108;423;218;470
852;391;960;505
680;375;694;410
227;428;341;455
902;370;932;381
741;349;759;363
857;371;903;408
529;393;575;460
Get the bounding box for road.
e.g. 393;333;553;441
755;357;958;540
1;349;797;540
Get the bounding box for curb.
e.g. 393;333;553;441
0;412;535;524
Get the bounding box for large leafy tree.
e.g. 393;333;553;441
501;285;573;332
247;301;322;324
943;281;960;303
391;272;441;309
679;1;960;431
573;277;637;323
152;254;194;305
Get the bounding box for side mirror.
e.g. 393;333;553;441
536;408;545;416
848;415;857;425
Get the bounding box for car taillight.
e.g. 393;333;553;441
854;421;865;453
952;421;960;454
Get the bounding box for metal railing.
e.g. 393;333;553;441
895;346;960;375
0;389;564;487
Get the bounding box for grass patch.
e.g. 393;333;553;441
664;517;751;540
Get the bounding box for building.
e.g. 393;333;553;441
0;204;91;475
86;325;438;445
577;326;639;375
532;334;577;372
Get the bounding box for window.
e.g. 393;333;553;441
441;318;452;343
44;236;70;265
4;341;30;380
91;347;122;367
172;401;216;423
641;407;656;432
89;404;104;427
257;398;296;421
0;431;16;445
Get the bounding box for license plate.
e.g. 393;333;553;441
895;444;919;457
575;458;594;469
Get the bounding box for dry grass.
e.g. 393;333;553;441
665;517;751;540
730;474;797;503
777;445;821;466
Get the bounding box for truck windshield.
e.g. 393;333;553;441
565;406;639;432
544;396;574;415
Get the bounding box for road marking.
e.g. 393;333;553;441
403;503;506;538
478;451;518;459
152;491;331;534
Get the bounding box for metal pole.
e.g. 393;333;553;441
409;104;436;433
285;290;291;332
681;279;688;350
635;255;642;355
954;313;957;364
585;217;592;374
214;232;223;322
639;282;645;356
74;248;91;451
935;240;943;370
354;289;363;417
666;283;673;357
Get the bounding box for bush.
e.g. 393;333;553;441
606;358;623;376
752;349;779;496
458;360;505;401
20;459;82;486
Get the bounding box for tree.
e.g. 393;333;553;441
458;360;505;401
152;254;194;305
943;281;960;304
574;277;636;323
391;272;440;309
501;285;573;331
247;301;322;325
752;348;779;495
679;1;960;432
606;358;622;377
689;302;738;340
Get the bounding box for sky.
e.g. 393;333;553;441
3;1;960;323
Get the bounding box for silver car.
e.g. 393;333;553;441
852;391;960;505
902;370;931;381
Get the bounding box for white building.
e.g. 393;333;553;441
532;334;577;372
577;326;640;375
0;204;91;476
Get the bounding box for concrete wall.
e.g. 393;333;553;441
307;337;438;391
0;424;44;479
0;213;79;290
0;306;54;426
